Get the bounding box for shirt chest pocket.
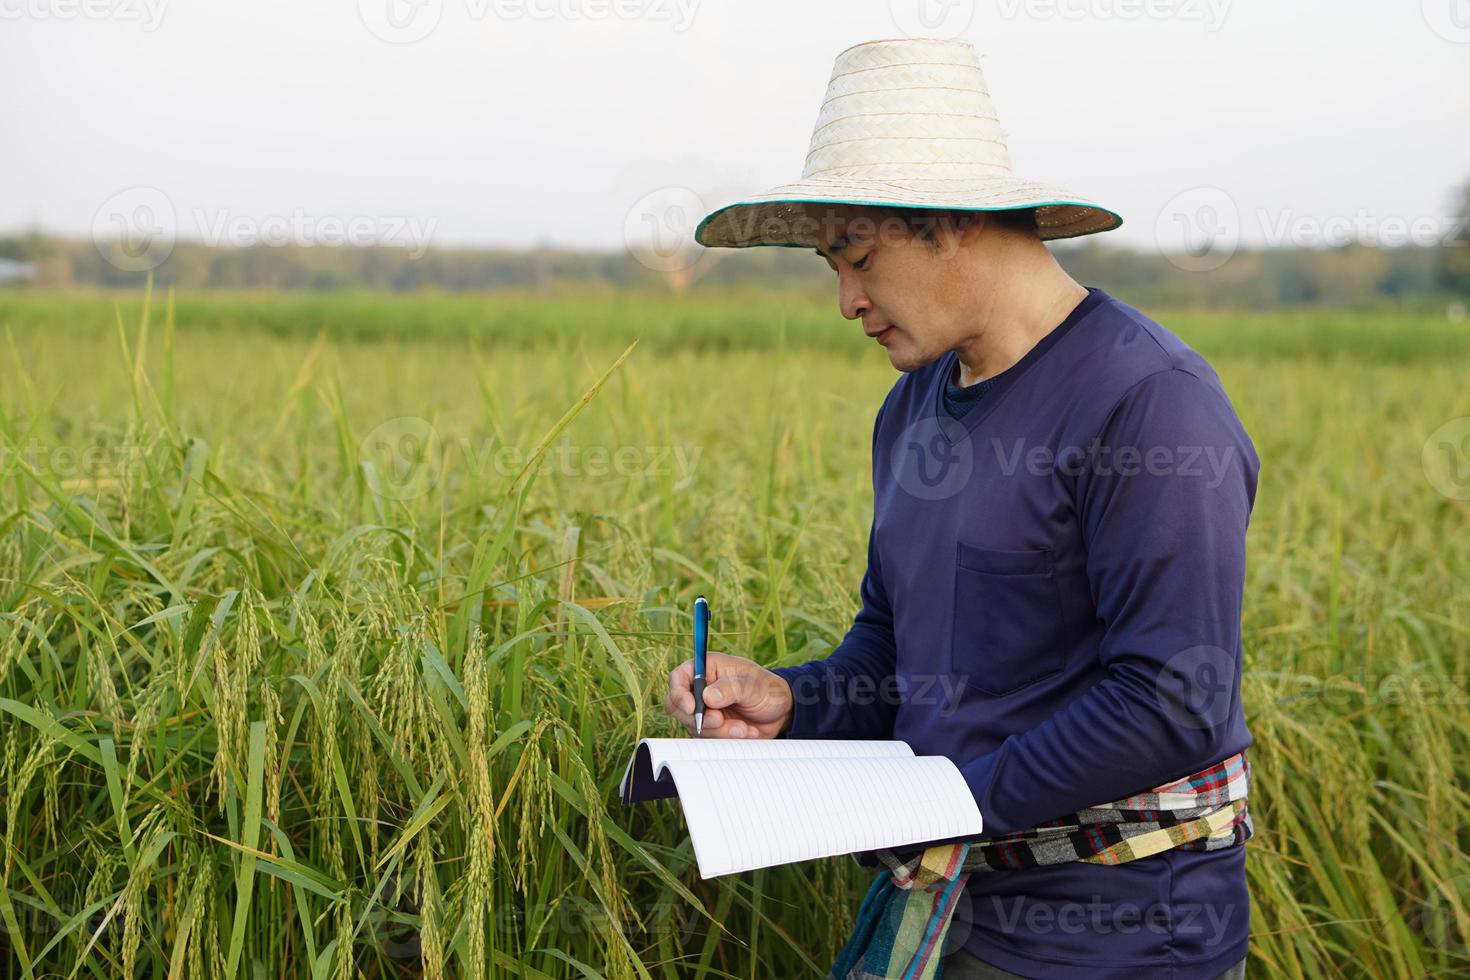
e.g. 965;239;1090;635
950;542;1069;697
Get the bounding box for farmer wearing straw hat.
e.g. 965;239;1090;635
664;38;1256;980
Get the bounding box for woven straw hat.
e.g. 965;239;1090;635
694;37;1122;249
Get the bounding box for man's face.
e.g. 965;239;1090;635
814;205;977;372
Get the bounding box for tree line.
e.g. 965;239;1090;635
2;181;1466;310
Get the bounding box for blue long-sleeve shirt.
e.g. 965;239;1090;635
769;286;1259;979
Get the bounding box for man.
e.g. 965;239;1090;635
663;37;1257;980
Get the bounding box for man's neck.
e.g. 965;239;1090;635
951;277;1090;388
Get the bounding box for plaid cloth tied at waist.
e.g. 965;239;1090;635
828;751;1253;980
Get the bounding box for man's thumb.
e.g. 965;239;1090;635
704;676;743;708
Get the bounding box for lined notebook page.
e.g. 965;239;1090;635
619;738;917;804
667;755;982;879
643;737;916;766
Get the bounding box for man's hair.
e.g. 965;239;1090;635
884;205;1038;243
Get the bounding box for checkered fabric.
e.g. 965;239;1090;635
828;752;1252;980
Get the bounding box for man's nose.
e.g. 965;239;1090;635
838;269;871;321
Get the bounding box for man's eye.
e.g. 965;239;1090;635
854;252;872;271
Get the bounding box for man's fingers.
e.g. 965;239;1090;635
700;711;761;738
667;654;764;738
702;674;745;709
668;659;692;693
666;660;693;711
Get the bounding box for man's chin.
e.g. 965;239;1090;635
884;341;939;373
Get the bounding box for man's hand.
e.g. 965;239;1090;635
664;650;794;738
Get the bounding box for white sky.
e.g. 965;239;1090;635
3;0;1468;255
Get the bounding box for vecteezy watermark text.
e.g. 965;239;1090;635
990;438;1240;489
988;895;1240;946
1155;186;1470;272
190;208;437;254
890;427;1244;503
359;417;703;501
994;0;1229;30
786;672;970;719
357;0;699;44
92;186;438;272
0;0;167;29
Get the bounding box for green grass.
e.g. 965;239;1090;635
3;286;1468;363
0;282;1468;978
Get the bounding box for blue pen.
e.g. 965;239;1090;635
692;595;709;735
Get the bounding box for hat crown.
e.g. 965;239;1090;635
692;36;1122;249
802;37;1014;185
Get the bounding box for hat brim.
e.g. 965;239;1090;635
694;177;1122;248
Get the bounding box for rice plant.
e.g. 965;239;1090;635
0;279;1467;977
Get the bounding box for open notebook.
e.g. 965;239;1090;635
619;738;983;879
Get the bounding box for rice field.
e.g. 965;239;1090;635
0;282;1468;978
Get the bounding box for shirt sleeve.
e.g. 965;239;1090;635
768;398;899;741
957;367;1260;835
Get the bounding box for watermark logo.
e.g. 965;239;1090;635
360;417;442;502
92;186;177;272
1422;873;1470;953
1155;645;1236;730
622;185;712;276
890;414;974;501
888;0;976;38
1422;0;1470;43
1155;186;1239;273
1423;416;1470;501
357;0;444;43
